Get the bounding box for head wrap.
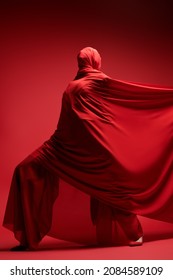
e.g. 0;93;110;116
77;47;101;70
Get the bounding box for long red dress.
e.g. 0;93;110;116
3;47;173;249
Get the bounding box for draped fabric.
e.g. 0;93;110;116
3;47;173;248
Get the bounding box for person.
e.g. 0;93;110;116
3;47;173;251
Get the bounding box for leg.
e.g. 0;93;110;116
90;198;113;246
90;199;143;246
3;155;59;250
113;209;143;246
95;202;113;246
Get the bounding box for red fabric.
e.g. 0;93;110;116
3;47;173;248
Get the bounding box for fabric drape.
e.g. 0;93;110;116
3;48;173;248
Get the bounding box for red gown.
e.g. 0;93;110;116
3;50;173;249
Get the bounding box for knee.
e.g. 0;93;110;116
14;155;33;173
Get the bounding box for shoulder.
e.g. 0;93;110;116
65;78;90;96
64;72;110;98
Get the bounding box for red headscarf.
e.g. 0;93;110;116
76;47;102;79
77;47;101;70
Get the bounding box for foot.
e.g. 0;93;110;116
10;245;28;251
128;236;143;247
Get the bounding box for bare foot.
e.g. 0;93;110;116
129;236;143;247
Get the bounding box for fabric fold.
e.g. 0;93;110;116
3;47;173;247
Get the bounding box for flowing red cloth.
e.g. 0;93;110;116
3;47;173;248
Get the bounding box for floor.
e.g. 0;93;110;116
1;224;173;260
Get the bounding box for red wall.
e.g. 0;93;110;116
1;0;173;242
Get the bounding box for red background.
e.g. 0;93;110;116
1;0;173;258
